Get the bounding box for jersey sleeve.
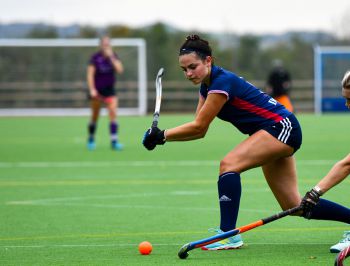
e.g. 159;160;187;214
199;84;207;99
207;76;232;101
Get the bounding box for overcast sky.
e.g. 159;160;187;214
1;0;350;34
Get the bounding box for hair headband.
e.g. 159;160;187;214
179;47;211;56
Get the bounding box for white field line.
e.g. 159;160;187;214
5;191;272;213
6;201;272;213
0;226;347;243
0;226;347;245
0;160;338;168
6;200;275;213
7;192;174;205
6;188;269;205
0;242;333;249
12;202;220;211
5;188;269;207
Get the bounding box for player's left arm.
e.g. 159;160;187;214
165;93;227;141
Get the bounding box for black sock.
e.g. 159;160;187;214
308;198;350;223
110;122;118;143
218;172;242;231
88;122;96;141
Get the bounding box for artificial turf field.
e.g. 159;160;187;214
0;114;349;265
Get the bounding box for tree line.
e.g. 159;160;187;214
12;22;350;82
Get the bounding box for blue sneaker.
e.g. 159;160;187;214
111;141;124;151
330;231;350;253
201;228;243;251
87;139;96;150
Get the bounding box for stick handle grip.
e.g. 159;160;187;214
262;206;302;225
152;112;159;128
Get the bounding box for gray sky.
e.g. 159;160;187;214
1;0;350;34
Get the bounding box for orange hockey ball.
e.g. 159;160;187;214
138;241;152;255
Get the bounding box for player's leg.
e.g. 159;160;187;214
203;130;294;251
106;96;123;150
219;129;294;224
262;156;301;211
220;129;294;174
87;98;101;150
263;153;350;224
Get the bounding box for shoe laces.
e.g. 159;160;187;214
208;227;223;234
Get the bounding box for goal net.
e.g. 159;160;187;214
314;46;350;114
0;38;147;116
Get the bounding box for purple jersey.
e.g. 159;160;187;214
200;65;292;135
89;51;118;90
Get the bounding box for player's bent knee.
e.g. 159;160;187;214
219;158;240;174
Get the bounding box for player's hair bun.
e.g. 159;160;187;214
179;34;212;59
186;35;200;41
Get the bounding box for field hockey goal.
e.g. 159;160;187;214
0;38;147;116
314;45;350;114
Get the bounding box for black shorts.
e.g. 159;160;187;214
263;114;302;153
97;87;116;97
87;87;116;101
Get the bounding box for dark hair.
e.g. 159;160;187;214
179;34;212;60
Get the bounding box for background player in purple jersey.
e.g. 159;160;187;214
87;35;124;151
143;34;350;251
301;70;350;253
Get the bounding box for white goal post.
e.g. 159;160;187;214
314;45;350;114
0;38;147;116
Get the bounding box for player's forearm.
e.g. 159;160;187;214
111;58;124;74
316;154;350;194
87;66;96;93
165;121;208;141
87;77;96;93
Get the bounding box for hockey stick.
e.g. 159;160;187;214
151;68;164;128
178;205;302;259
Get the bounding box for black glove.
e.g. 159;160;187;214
301;188;321;219
142;127;166;151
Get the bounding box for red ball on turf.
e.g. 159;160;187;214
138;241;152;255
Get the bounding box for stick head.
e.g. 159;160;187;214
178;243;190;259
152;67;164;127
157;67;164;78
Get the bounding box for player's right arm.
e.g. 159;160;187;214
165;93;227;141
87;65;98;98
195;94;205;117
